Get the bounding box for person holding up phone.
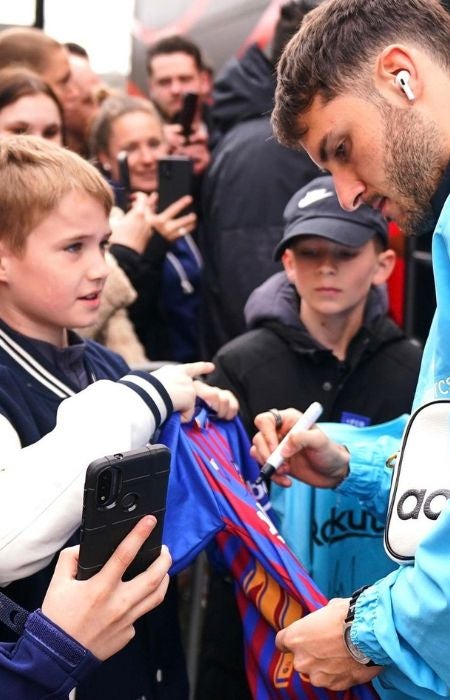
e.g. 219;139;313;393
146;36;212;176
1;517;171;699
90;93;203;363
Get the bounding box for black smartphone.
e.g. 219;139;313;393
77;444;171;581
115;150;132;210
157;156;193;215
173;92;199;139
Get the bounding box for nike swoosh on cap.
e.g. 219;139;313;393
298;188;334;208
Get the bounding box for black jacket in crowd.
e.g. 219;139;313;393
209;272;423;435
199;45;320;358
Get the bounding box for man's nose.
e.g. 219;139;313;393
334;174;365;212
170;79;183;95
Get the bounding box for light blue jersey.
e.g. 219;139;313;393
271;416;407;597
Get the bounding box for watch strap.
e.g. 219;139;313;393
344;585;377;666
345;585;369;624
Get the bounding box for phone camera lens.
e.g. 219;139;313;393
97;469;113;506
121;492;138;512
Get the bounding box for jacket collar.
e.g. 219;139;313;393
0;319;88;399
431;158;450;223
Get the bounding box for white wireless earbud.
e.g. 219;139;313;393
395;70;415;101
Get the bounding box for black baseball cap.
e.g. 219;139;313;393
274;175;388;260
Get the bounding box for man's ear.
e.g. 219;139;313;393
281;249;296;283
373;44;421;104
373;248;397;285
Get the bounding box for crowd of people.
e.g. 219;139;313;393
2;0;450;698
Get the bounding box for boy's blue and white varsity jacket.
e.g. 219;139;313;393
0;318;186;700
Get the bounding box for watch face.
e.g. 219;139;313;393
343;625;353;648
343;625;371;665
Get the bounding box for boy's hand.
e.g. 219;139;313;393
42;516;171;660
250;408;349;488
193;381;239;420
152;362;214;420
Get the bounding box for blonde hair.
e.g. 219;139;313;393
89;94;163;156
0;136;113;252
0;27;61;74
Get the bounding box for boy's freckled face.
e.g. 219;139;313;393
0;190;110;347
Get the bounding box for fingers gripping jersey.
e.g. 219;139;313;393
161;405;378;699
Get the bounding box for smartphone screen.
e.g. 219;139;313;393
77;445;171;580
157;156;193;215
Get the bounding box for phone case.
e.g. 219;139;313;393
115;151;131;210
77;444;171;580
157;156;193;214
117;151;131;192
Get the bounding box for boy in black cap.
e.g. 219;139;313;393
198;176;422;699
210;175;421;435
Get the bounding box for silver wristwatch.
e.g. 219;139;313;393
343;586;376;666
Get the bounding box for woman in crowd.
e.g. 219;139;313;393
90;94;202;363
0;66;63;143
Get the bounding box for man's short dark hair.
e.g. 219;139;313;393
272;0;450;148
64;42;89;59
270;0;324;66
146;35;203;75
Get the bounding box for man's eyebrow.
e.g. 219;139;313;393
318;133;331;163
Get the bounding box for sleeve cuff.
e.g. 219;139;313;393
350;586;392;666
336;457;385;498
119;371;173;427
335;440;393;520
27;610;100;678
